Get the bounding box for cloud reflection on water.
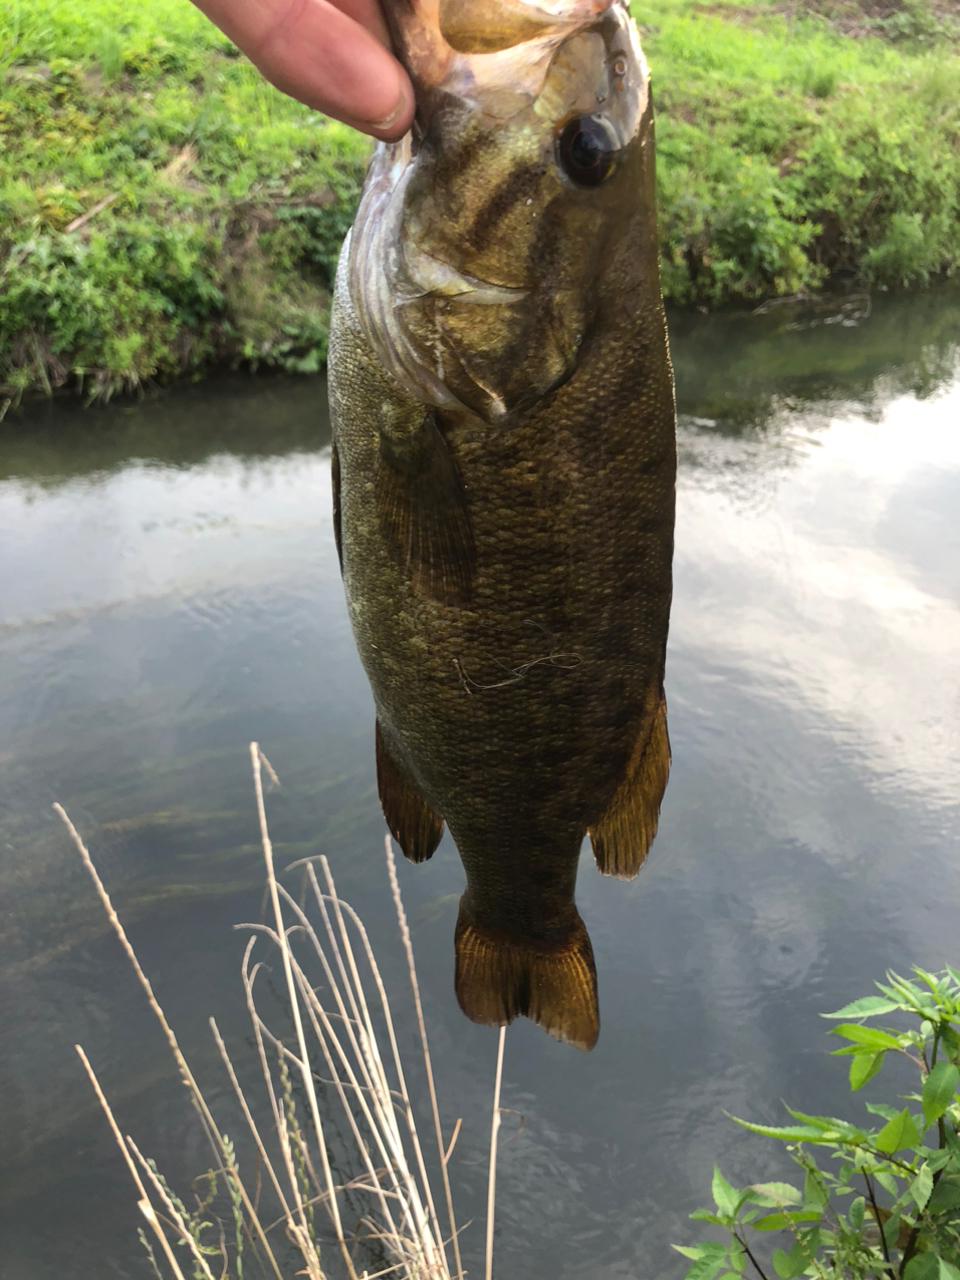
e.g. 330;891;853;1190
674;378;960;815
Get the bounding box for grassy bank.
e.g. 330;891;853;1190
0;0;372;401
1;0;958;400
639;0;960;304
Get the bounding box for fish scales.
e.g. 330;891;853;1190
328;0;676;1050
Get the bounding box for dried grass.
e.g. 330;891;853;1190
56;742;507;1280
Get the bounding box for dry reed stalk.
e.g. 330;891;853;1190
61;739;506;1280
486;1028;506;1280
249;743;356;1279
127;1135;220;1280
291;860;450;1267
55;802;287;1280
244;857;452;1276
74;1045;191;1280
385;839;465;1280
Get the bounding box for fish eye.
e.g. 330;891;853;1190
556;115;618;189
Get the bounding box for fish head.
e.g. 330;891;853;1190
348;0;654;424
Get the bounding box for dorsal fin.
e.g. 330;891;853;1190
588;693;670;880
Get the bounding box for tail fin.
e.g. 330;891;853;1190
454;902;599;1051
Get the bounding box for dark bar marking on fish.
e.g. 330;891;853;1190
588;692;670;879
468;163;548;253
454;901;599;1050
331;441;343;573
375;409;476;606
432;120;499;193
376;720;445;863
519;195;572;385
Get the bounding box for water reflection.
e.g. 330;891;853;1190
670;287;960;429
1;291;958;1280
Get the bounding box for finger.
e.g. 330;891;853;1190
191;0;414;140
324;0;391;47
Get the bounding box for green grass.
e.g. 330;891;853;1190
638;0;960;303
1;0;959;398
0;0;371;400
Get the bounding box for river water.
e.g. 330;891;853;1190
1;289;958;1279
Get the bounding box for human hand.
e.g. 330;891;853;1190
190;0;415;140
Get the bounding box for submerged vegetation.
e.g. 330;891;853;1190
1;0;958;398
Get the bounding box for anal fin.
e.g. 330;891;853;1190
376;720;444;864
454;903;599;1051
589;693;671;880
376;410;475;607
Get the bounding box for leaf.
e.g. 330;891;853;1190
923;1062;960;1127
875;1170;900;1197
928;1177;960;1214
911;1164;934;1210
712;1166;740;1218
850;1051;885;1091
802;1168;829;1213
887;972;927;1007
926;1147;956;1173
690;1210;725;1225
830;1024;902;1050
848;1196;865;1230
866;1102;903;1122
823;996;902;1019
773;1238;814;1279
904;1255;940;1280
772;1249;797;1279
733;1120;841;1144
745;1183;803;1207
939;1261;960;1280
753;1212;822;1232
674;1243;730;1262
787;1109;867;1142
673;1241;731;1280
882;1212;901;1250
875;1108;923;1154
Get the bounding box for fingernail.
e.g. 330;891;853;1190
367;81;411;134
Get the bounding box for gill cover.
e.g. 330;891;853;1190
347;0;651;423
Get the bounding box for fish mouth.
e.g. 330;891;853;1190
384;0;619;118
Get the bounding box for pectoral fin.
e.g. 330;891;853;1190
376;410;475;607
454;903;599;1051
376;720;445;864
589;693;670;880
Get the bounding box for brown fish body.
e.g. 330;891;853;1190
328;0;676;1049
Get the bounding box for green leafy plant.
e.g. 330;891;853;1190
676;968;960;1280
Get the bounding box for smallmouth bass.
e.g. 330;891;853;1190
328;0;676;1050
